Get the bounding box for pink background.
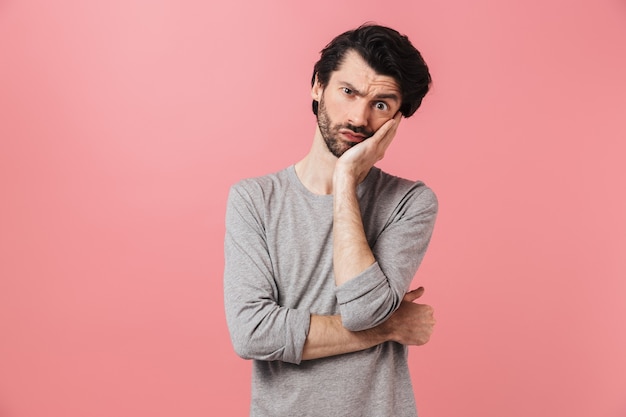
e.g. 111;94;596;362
1;0;625;416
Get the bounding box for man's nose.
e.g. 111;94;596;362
347;100;369;127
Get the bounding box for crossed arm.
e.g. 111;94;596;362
302;288;434;360
224;184;436;364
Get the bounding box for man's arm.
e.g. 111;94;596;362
332;113;438;332
332;113;401;286
224;183;311;364
302;287;435;360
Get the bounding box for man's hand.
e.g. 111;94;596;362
334;112;402;184
378;287;436;346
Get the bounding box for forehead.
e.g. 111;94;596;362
329;50;401;95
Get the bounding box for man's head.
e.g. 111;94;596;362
311;23;431;118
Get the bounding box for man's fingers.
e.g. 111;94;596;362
403;286;425;302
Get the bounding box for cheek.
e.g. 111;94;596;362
371;116;392;132
327;90;352;113
324;97;342;115
323;103;344;124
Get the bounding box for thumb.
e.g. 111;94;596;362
403;287;425;302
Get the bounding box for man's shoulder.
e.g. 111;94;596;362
364;168;438;221
228;166;294;205
231;166;292;191
368;167;435;202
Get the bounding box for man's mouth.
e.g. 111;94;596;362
340;130;366;143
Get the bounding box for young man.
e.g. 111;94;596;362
224;24;438;417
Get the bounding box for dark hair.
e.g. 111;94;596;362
311;23;431;118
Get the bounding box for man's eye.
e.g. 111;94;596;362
375;102;389;111
342;87;353;95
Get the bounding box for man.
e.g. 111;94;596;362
224;23;438;417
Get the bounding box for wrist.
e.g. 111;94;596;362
371;319;394;343
333;164;360;190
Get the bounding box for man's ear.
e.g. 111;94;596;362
311;74;322;101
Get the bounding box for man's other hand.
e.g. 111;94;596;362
378;286;436;346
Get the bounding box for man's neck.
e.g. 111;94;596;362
294;128;338;195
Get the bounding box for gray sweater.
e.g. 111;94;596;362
224;165;437;417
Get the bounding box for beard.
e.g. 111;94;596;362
316;96;374;158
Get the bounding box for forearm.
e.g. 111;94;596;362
332;170;402;331
332;173;375;286
301;314;389;360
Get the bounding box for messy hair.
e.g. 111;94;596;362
312;23;431;118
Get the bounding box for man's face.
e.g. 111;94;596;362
313;50;402;158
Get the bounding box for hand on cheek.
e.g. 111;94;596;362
335;112;402;182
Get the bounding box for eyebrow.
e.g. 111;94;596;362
342;82;400;103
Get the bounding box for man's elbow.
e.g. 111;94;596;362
339;301;396;332
230;333;285;361
231;337;256;360
335;269;403;331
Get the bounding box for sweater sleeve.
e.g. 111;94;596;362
335;184;438;331
223;183;310;364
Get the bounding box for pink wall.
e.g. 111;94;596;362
1;1;625;416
